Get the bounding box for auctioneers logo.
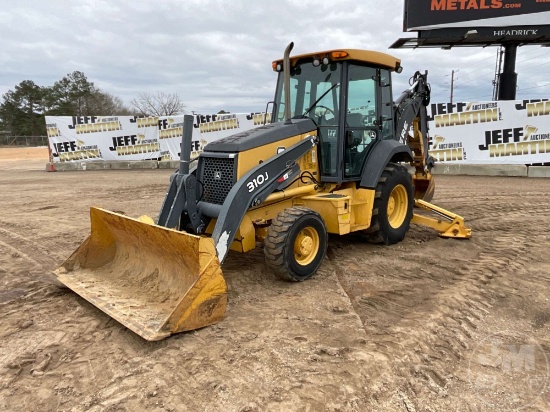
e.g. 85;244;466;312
247;112;272;125
52;139;101;162
478;125;550;157
158;118;184;139
108;134;159;156
158;118;206;159
428;134;466;161
515;99;550;117
194;113;239;133
68;116;122;134
46;123;61;138
468;330;548;410
428;102;501;128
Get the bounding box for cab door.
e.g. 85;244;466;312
343;65;395;179
343;64;379;178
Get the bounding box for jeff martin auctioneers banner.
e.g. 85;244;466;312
427;99;549;165
46;100;549;165
45;113;271;163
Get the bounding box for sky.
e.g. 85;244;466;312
1;0;549;114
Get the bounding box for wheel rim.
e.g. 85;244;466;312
387;184;408;229
293;226;320;266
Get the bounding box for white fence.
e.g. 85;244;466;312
45;113;269;163
46;100;550;165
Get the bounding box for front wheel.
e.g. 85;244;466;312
264;207;328;281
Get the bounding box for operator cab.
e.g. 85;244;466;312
271;49;402;183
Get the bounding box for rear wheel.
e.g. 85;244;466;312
363;163;413;244
264;207;328;281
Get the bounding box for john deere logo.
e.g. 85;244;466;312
214;171;222;180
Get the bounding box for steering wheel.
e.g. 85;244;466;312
314;105;336;124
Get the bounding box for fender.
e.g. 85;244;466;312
359;140;413;189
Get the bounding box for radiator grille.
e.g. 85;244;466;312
201;156;236;205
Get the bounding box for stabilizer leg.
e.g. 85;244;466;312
411;199;472;239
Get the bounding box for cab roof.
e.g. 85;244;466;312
273;49;402;72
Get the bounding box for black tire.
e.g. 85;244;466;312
264;207;328;282
362;163;413;245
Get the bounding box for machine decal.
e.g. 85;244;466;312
216;231;230;263
247;172;269;192
400;120;409;143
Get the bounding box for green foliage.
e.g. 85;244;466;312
0;80;46;136
44;71;96;116
0;71;133;137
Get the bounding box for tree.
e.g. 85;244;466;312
0;80;46;136
42;71;132;116
0;72;134;137
130;92;186;116
88;91;132;115
43;71;96;116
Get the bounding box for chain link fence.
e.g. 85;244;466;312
0;135;48;146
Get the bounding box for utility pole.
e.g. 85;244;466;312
450;70;455;104
498;44;518;100
492;46;504;101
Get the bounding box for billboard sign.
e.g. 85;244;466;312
404;0;550;31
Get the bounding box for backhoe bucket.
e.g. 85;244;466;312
413;173;435;202
55;207;227;341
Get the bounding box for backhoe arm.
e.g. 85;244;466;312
394;71;435;201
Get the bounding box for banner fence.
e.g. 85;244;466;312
46;100;549;165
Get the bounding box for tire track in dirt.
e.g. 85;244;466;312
0;224;65;308
0;224;61;268
328;201;543;408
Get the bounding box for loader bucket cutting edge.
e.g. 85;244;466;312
55;207;227;341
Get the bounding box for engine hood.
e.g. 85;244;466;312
204;118;317;153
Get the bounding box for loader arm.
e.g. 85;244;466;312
212;134;317;262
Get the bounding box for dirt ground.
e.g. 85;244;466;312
1;146;549;411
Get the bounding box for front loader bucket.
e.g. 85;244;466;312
55;207;227;341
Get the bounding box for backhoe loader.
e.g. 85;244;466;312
55;43;471;341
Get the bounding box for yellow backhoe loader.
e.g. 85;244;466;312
55;43;471;341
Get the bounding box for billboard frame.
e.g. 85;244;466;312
391;0;550;100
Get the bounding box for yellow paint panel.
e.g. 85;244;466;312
236;131;318;180
273;49;401;71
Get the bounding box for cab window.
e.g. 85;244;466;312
344;64;377;178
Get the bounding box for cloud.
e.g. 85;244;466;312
1;0;548;114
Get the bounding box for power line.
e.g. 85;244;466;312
521;60;550;71
453;53;496;71
455;70;494;86
458;93;494;101
516;45;547;57
460;65;494;77
517;50;550;65
517;83;550;92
